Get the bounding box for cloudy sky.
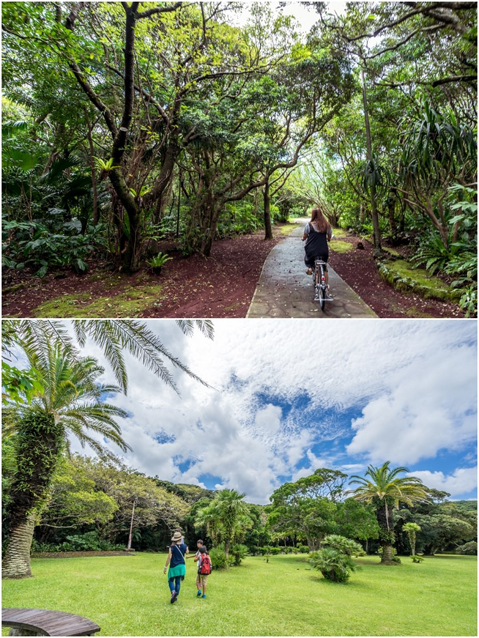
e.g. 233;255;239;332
57;319;477;504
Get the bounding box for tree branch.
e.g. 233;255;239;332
136;2;182;20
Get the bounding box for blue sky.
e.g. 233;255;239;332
66;319;476;504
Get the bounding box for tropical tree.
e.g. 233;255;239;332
3;319;213;397
402;522;421;556
267;469;346;550
349;462;429;565
195;489;252;559
2;341;129;579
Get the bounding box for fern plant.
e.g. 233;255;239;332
147;251;173;271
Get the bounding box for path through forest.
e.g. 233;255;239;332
247;219;377;318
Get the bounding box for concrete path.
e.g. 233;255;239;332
247;219;377;318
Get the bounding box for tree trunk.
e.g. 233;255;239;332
264;178;273;240
127;499;136;550
2;513;36;579
85;111;99;226
224;538;230;560
109;169;142;272
3;411;63;579
376;502;396;565
380;543;394;565
388;196;396;240
361;69;382;254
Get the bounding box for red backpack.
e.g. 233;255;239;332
198;554;212;575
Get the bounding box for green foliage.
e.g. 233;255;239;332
209;545;229;569
412;231;461;275
32;531;124;553
230;543;249;566
194;489;253;556
9;409;64;527
93;157;120;172
456;541;477;555
411;555;424;563
2;361;44;406
3;217;107;276
310;535;364;583
147;251;173;270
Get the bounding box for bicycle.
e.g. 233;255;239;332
313;259;333;311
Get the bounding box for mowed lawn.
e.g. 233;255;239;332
2;553;476;636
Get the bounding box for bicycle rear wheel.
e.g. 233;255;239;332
318;283;325;310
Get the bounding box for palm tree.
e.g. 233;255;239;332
349;462;429;564
196;489;252;559
3;318;213;395
403;522;421;556
2;342;129;579
2;319;213;578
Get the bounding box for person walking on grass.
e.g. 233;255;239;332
196;545;212;599
187;538;207;566
164;531;189;604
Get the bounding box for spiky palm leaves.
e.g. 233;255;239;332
349;462;429;564
2;338;131;579
195;489;252;559
3;318;213;394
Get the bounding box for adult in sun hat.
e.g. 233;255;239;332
164;530;189;603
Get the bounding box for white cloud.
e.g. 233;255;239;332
63;319;476;503
409;467;477;496
346;344;477;465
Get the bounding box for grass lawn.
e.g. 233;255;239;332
2;553;476;636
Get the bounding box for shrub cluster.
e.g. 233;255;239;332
32;531;124;553
310;535;365;583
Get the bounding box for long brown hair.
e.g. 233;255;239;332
310;207;329;234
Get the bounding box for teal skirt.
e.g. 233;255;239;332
168;564;186;579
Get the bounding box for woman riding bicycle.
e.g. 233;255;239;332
302;207;332;289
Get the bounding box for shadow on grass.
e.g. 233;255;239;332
306;573;374;590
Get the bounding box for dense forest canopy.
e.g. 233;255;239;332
3;445;476;558
2;2;477;310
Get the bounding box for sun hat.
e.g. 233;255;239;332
171;531;182;543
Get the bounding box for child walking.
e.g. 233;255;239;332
196;545;212;599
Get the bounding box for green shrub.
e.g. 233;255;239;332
310;535;365;583
456;541;477;555
411;555;424;563
31;532;123;553
230;544;249;566
209;546;229;569
2;218;106;276
298;545;310;553
269;547;281;555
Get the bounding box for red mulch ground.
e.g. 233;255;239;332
328;234;464;318
2;226;464;319
2;229;283;319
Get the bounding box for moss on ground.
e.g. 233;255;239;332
329;240;353;254
279;223;298;235
383;247;401;257
32;284;163;318
332;227;349;238
378;259;461;303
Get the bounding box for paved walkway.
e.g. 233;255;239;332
247;219;377;318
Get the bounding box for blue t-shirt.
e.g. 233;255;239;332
170;543;187;568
